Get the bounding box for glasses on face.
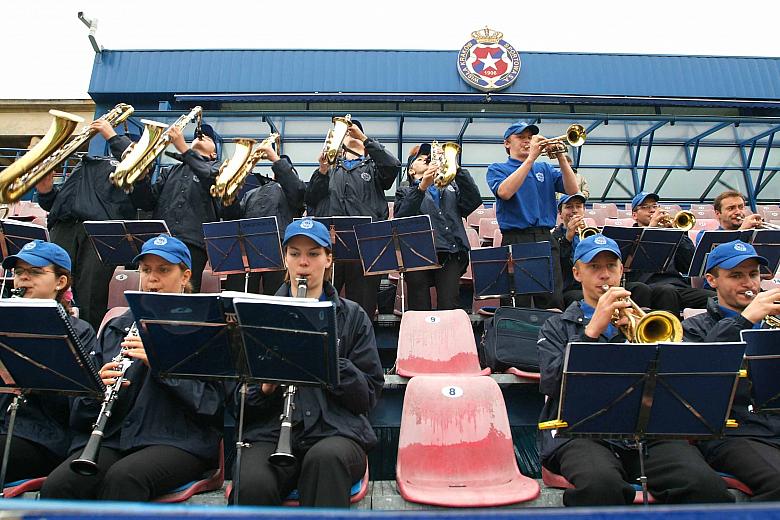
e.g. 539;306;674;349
13;267;55;277
638;204;659;211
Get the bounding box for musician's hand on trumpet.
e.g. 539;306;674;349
566;214;585;242
583;285;632;338
649;209;671;228
528;134;544;161
741;288;780;325
737;213;763;230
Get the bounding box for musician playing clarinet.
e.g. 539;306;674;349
40;235;224;502
229;219;384;507
0;241;96;484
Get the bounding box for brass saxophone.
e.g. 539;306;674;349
430;140;460;188
0;103;134;203
110;106;202;193
322;114;352;164
211;133;280;206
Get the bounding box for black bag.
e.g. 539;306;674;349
479;306;559;372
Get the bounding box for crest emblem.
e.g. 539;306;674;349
595;236;607;245
22;242;36;250
300;219;314;229
734;243;747;252
457;27;521;92
153;236;168;246
360;172;371;182
535;171;545;182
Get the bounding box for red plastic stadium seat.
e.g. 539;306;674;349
692;218;720;231
541;466;656;504
200;268;222;293
2;477;46;498
607;218;635;227
478;218;499;246
719;473;754;496
465;227;480;249
388;201;394;219
396;310;490;377
397;375;539;507
693;209;716;219
107;268;140;309
97;306;130;337
659;204;682;215
616;209;633;218
591;203;618;218
492;228;503;246
584;208;609;227
155;440;224;503
690;204;714;212
466;207;494;229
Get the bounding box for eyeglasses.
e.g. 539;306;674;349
638;204;660;211
12;267;55;277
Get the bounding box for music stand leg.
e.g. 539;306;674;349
0;269;8;298
244;272;250;293
0;395;24;496
399;271;405;314
636;439;649;506
232;382;250;505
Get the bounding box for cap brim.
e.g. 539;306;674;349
1;252;52;270
716;254;769;270
282;231;330;248
577;247;621;264
133;249;189;268
632;193;659;209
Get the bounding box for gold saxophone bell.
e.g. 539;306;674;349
538;124;587;159
322;114;352;164
658;210;696;231
211;133;281;206
430;140;460;188
604;285;683;343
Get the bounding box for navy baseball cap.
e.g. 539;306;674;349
193;123;218;143
503;121;540;140
573;234;622;264
407;143;432;174
284;219;332;249
350;119;364;133
133;235;192;269
631;191;659;210
558;192;587;211
2;240;72;272
705;240;768;272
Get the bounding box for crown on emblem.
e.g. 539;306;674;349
471;26;502;44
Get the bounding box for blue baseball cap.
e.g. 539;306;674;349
631;191;659;210
2;240;72;272
284;219;332;249
503;121;540;140
573;234;622;264
558;192;587;211
705;240;768;272
132;234;192;269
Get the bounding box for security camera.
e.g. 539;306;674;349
77;11;102;54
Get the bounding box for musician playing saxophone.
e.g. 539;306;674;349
229;219;384;507
393;143;481;310
537;234;732;506
682;240;780;501
129;124;220;292
40;235;224;502
0;241;96;484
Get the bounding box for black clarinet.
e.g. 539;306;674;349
70;323;137;476
268;277;306;467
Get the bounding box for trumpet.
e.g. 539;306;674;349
110;106;202;193
736;215;780;230
657;210;696;231
211;133;281;206
743;290;780;328
0;103;134;203
576;220;600;239
322;114;352;164
603;285;683;343
538;124;587;159
430;140;460;188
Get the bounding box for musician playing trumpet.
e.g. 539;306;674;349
537;234;733;506
40;235;224;502
229;219;384;507
393;143;482;310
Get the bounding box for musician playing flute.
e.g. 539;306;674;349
393;143;481;310
229;219;384;507
682;240;780;501
0;241;96;483
537;234;732;506
40;235;224;501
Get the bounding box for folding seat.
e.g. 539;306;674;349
396;375;539;507
155;440;225;503
107;268;141;310
690;203;714;212
610;218;635;227
591;203;618;218
616;209;633;218
466;206;494;229
478;218;499;246
693;209;717;220
2;477;46;498
388;201;394;219
396;309;489;377
492;228;503;246
583;208;609;227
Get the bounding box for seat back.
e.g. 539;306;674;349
2;477;46;498
591;203;618;218
583;208;609;227
478;218;499;245
396;310;489;376
466;207;494;229
97;306;130;337
107;268;140;309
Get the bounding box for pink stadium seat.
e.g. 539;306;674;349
97;306;130;337
591;203;618;218
583;217;597;228
466;207;494;229
690;204;714;212
2;477;46;498
465;227;480;249
682;308;707;320
693;209;716;219
616;209;632;218
584;208;609;227
719;473;754;497
107;268;140;309
607;218;635;227
692;218;720;231
478;218;499;246
155;439;224;503
396;375;539;507
388;201;394;219
761;279;780;292
541;467;656;504
762;209;780;221
200;269;222;293
396;310;490;377
659;204;681;215
492;228;503;246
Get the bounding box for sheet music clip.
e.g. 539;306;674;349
353;215;438;313
687;229;753;277
203;217;283;292
0;219;49;297
741;328;780;413
541;340;745;504
469;241;554;307
601;226;684;272
83;220;170;267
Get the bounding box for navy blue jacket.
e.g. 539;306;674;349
67;310;224;463
0;315;96;459
241;282;384;451
393;168;482;253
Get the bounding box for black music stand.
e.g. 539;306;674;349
542;341;745;504
0;220;49;298
354;216;438;313
741;328;780;413
747;230;780;277
300;216;371;289
601;226;684;272
123;290;338;504
687;230;753;277
469;242;554;307
203;217;284;292
0;299;105;494
83;220;170;267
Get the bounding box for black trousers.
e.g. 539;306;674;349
332;262;381;318
562;282;654;309
702;437;780;501
547;438;733;506
500;227;564;310
224;270;285;295
50;221;115;331
40;445;210;501
186;245;208;293
229;436;366;507
650;284;715;315
0;435;63;483
404;251;468;311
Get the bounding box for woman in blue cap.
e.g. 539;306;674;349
40;234;225;502
229;219;384;507
0;240;97;483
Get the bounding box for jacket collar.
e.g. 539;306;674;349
706;296;726;320
560;300;586;323
274;281;342;311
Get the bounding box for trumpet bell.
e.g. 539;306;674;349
579;226;600;239
635;310;684;343
673;210;696;231
566;124;587;148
